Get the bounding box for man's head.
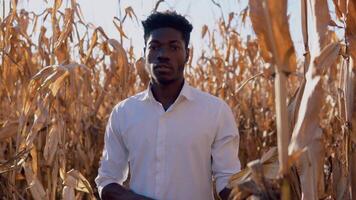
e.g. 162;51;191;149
142;11;193;48
142;11;193;85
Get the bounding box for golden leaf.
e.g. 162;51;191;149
25;102;49;147
249;0;296;72
135;57;149;86
346;0;356;61
0;121;18;140
113;18;128;39
289;42;340;155
201;24;209;38
43;121;61;166
63;169;94;195
23;162;48;200
62;186;75;200
313;0;332;50
332;0;347;19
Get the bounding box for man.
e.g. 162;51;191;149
95;11;241;200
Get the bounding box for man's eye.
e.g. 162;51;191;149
170;46;180;51
149;46;158;50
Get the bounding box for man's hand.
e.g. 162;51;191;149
219;187;232;200
101;183;155;200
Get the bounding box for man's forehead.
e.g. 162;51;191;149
147;27;184;43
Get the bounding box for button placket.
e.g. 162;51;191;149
155;105;166;197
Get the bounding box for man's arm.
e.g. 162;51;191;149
101;183;154;200
96;106;145;199
212;101;241;200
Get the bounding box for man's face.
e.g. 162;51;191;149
145;27;189;85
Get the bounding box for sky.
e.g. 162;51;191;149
14;0;305;58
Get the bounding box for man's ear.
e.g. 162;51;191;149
185;47;190;63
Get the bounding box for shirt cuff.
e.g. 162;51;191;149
97;179;119;199
216;176;229;194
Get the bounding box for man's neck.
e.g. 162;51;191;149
150;79;184;110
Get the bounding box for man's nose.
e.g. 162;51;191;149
157;47;169;61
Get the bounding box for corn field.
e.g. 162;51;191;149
0;0;355;199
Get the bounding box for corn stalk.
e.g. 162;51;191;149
248;0;297;198
249;0;295;175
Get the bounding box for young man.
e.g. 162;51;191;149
95;11;241;200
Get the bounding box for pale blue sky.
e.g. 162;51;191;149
15;0;306;59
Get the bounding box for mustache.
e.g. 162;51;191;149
152;60;170;64
153;63;171;68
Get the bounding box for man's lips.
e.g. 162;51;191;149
153;64;172;72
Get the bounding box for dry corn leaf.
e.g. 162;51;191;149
229;147;279;185
351;149;356;198
50;159;59;200
333;158;348;199
25;102;49;147
107;38;129;87
289;42;340;199
113;18;128;39
48;70;69;96
39;68;66;90
43;120;61;165
332;0;347;19
153;0;164;12
54;10;73;50
30;146;38;176
135;57;149;86
202;25;209;38
229;147;279;199
0;121;18;140
63;169;94;195
346;0;356;61
54;0;62;10
313;0;331;50
227;12;234;29
297;131;323;200
289;42;340;155
352;58;356;145
23;162;48;200
249;0;296;71
62;186;75;200
287;80;306;129
124;6;138;22
249;0;296;176
339;57;354;124
84;29;98;64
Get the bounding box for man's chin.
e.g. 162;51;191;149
157;79;175;85
153;77;177;85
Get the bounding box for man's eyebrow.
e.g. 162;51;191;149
148;40;182;45
148;40;160;44
169;40;183;45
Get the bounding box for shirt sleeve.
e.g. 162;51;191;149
95;105;129;198
212;101;241;193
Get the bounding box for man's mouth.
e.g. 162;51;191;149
154;64;172;72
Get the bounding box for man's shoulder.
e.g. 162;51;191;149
189;86;226;107
112;90;147;111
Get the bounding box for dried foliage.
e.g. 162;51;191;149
229;0;356;200
0;0;355;200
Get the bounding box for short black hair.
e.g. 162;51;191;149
142;11;193;48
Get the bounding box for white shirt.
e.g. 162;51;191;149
95;82;241;200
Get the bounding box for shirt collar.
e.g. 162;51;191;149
139;80;194;102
